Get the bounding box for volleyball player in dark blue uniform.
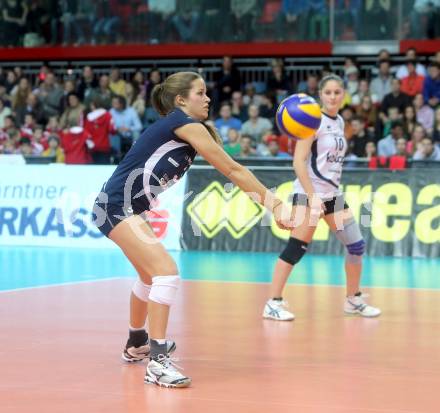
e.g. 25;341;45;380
93;72;295;388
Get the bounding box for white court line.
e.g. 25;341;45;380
181;278;440;291
0;276;132;294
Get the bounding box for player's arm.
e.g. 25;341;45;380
292;137;315;198
175;123;293;228
293;137;325;213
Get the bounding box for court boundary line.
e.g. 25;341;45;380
0;276;127;294
2;275;440;294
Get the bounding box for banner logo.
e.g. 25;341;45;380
186;181;265;239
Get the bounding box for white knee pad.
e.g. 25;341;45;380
132;279;152;302
149;275;180;306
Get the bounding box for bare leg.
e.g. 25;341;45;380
268;205;317;300
345;261;362;296
110;215;178;340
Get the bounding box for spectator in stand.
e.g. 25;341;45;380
213;56;241;108
11;77;31;114
3;0;28;47
379;78;412;125
378;120;405;156
402;105;418;137
16;93;45;126
297;73;319;100
266;59;291;103
4;70;18;95
266;135;290;158
172;0;201;43
223;128;241;157
59;92;85;129
88;75;113;110
77;65;99;102
307;0;328;40
413;136;440;160
146;0;176;43
423;62;440;108
364;140;377;159
275;1;307;41
20;112;37;140
396;48;427;79
230;91;248;122
145;69;162;106
2;115;18;135
199;0;228;43
0;84;10;107
242;83;263;107
400;60;425;97
109;95;142;158
61;78;77;112
60;126;92;164
131;70;147;100
36;72;64;118
381;106;402;138
356;95;378;131
214;102;242;143
84;96;116;164
241;104;273;145
45;115;61;136
349;116;375;157
0;99;12;129
259;92;277;122
395;136;409;158
370;59;393;103
341;105;355;140
351;78;379;107
8;128;22;150
432;107;440;145
239;134;256;157
387;135;409;169
18;137;33;156
344;66;360;104
414;92;434;134
92;0;121;44
109;68;127;98
229;0;258;42
42;135;65;162
32;125;48;154
407;124;427;155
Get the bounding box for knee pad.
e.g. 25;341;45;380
334;217;365;263
279;237;309;266
149;275;180;306
132;279;151;302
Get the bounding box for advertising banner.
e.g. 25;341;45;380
181;167;440;258
0;165;186;250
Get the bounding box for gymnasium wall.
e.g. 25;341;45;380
0;165;438;257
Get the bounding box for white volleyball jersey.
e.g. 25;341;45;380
293;112;347;198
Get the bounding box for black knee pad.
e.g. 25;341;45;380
279;237;309;265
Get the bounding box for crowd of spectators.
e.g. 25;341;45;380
0;0;438;48
0;48;440;167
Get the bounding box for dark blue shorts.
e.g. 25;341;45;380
92;201;135;238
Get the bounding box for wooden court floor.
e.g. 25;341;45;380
1;278;439;413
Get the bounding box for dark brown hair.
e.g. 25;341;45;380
151;71;222;145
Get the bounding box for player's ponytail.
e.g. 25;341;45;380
202;122;223;146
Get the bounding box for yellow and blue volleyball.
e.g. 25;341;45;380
276;93;322;140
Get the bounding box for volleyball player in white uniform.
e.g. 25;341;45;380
263;74;381;321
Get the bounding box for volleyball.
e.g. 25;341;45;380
276;93;322;140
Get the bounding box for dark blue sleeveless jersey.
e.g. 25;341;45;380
102;108;198;213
